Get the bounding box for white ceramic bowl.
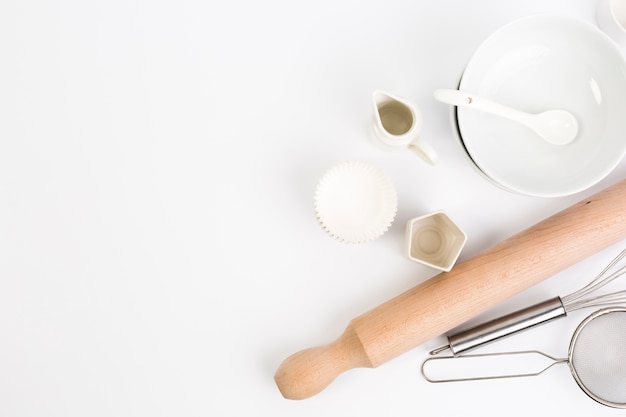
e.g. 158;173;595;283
456;15;626;197
597;0;626;46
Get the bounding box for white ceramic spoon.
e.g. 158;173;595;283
434;89;578;146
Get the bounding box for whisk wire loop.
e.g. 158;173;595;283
562;248;626;311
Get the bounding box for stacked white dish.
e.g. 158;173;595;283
449;15;626;198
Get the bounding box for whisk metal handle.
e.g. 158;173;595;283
434;297;566;356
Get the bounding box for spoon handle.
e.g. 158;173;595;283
434;89;532;124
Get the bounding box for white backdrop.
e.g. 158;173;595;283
2;0;626;416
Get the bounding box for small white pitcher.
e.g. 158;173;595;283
372;90;438;165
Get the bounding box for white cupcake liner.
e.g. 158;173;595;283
314;161;398;244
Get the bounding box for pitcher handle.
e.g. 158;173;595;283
408;138;438;165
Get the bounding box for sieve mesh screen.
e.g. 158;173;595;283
571;310;626;406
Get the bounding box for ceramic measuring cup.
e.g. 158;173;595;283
405;211;467;272
372;90;438;165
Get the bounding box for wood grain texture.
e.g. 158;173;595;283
275;179;626;400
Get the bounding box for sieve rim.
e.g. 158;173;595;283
568;307;626;409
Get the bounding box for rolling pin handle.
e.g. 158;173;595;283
274;324;372;400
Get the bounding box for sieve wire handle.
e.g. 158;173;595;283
421;350;568;383
431;297;566;356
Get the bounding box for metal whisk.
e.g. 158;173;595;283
431;247;626;356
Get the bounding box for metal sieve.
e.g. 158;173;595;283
421;307;626;408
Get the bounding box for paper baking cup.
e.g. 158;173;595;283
314;161;398;244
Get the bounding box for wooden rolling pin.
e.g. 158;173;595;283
274;179;626;400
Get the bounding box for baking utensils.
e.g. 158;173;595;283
452;15;626;197
405;211;467;272
422;307;626;408
372;91;438;165
434;89;578;146
314;161;397;244
431;247;626;356
274;179;626;400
